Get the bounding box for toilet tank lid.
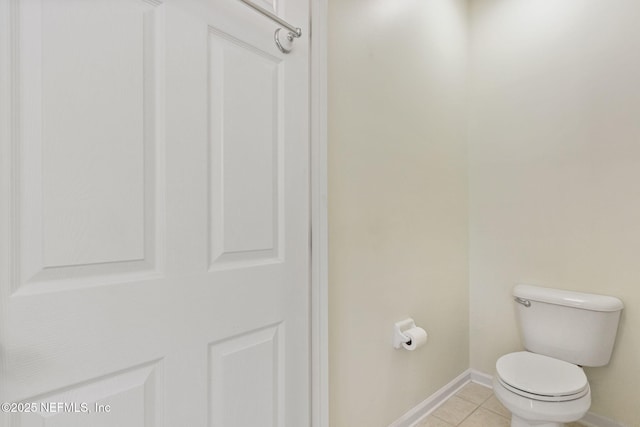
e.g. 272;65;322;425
513;284;624;312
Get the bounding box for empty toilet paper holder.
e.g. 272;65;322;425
393;318;416;349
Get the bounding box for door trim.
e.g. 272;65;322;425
310;0;328;425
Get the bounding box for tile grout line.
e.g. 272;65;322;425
453;391;510;426
454;405;481;426
430;416;454;427
434;393;483;427
431;412;457;427
479;399;510;419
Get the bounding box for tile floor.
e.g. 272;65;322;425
414;382;586;427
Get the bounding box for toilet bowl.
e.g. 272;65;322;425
494;285;623;427
493;352;591;427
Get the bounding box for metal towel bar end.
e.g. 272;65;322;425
238;0;302;54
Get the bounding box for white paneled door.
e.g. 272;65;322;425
0;0;310;426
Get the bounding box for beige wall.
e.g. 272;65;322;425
469;1;640;425
328;0;469;425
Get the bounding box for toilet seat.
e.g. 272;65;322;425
496;352;589;402
493;375;591;425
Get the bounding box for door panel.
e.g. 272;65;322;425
11;361;162;427
208;324;284;427
0;0;310;426
15;0;163;294
208;27;283;268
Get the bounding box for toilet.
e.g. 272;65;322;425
493;284;623;427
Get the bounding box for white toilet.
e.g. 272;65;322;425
493;284;623;427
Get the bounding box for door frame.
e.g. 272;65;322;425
310;0;328;425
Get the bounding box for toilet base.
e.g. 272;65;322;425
511;414;564;427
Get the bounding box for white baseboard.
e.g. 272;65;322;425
388;369;473;427
469;369;493;388
580;412;629;427
388;370;627;427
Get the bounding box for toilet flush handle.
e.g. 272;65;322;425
514;297;531;307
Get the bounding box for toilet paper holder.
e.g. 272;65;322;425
393;318;416;349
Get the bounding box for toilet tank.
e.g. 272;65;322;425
513;284;623;367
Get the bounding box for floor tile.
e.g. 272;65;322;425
414;415;455;427
416;383;589;427
458;408;510;427
455;383;493;405
431;396;478;426
480;395;511;418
